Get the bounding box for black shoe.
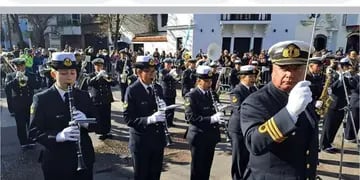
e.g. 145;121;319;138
106;133;113;139
322;147;337;154
98;135;107;140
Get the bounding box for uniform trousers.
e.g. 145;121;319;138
345;106;359;140
42;164;93;180
95;103;112;135
190;143;216;180
131;147;164;180
14;112;32;145
164;97;175;126
229;132;249;180
119;83;128;102
321;108;344;149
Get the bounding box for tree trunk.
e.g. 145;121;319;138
6;15;13;49
107;15;113;47
10;14;27;49
114;14;120;50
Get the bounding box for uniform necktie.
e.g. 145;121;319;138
147;87;153;96
64;92;69;106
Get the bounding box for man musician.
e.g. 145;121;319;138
29;52;97;180
115;50;133;102
159;58;178;127
181;58;197;97
306;56;325;108
87;58;118;140
230;59;242;89
240;40;319;179
5;58;39;149
123;56;167;180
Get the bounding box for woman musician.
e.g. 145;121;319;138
29;52;97;180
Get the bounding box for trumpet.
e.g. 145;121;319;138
17;71;28;87
97;70;112;82
151;83;173;146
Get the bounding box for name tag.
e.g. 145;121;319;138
56;115;64;119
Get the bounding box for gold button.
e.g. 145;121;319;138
306;150;310;155
156;130;159;133
307;164;310;169
292;132;296;136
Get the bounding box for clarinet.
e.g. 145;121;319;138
67;84;87;171
151;83;174;146
210;90;231;142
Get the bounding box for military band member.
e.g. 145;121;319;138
115;51;133;102
3;52;15;116
228;65;258;180
345;65;359;142
240;40;318;179
123;56;166;180
29;52;97;180
230;59;242;89
159;58;178;127
306;56;324;107
87;58;118;140
181;58;197;97
320;57;353;153
184;65;224;180
5;58;39;149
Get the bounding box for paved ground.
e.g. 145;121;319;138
1;88;359;180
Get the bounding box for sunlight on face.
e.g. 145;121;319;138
53;69;77;89
272;64;306;92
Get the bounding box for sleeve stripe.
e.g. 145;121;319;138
269;118;284;138
266;121;280;140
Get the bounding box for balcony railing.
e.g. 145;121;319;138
221;14;271;21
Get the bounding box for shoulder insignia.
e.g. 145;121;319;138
184;97;190;106
30;104;35;115
231;96;238;103
123;102;128;109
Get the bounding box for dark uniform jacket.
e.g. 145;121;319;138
123;79;166;152
5;71;39;113
181;68;197;97
29;85;96;174
87;72;117;105
230;68;240;88
240;82;319;180
329;74;351;110
184;87;221;146
228;83;256;133
349;75;359;109
159;69;177;98
306;72;324;103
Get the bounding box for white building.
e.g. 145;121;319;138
136;14;359;57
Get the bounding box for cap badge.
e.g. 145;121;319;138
149;59;155;66
282;44;300;58
208;71;213;77
64;58;73;67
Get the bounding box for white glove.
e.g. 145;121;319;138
97;70;106;78
286;81;313;120
169;69;178;78
147;111;166;124
158;99;167;110
22;75;28;81
72;110;89;128
210;112;225;124
15;71;22;79
343;71;352;79
315;100;323;109
56;126;80;142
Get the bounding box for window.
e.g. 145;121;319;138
161;14;168;27
72;14;81;26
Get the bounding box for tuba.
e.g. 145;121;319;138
207;43;221;62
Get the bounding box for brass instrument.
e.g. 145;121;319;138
120;58;128;84
17;71;28;87
315;70;333;116
75;60;90;89
67;84;96;171
102;71;113;82
152;83;173;146
1;55;16;73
